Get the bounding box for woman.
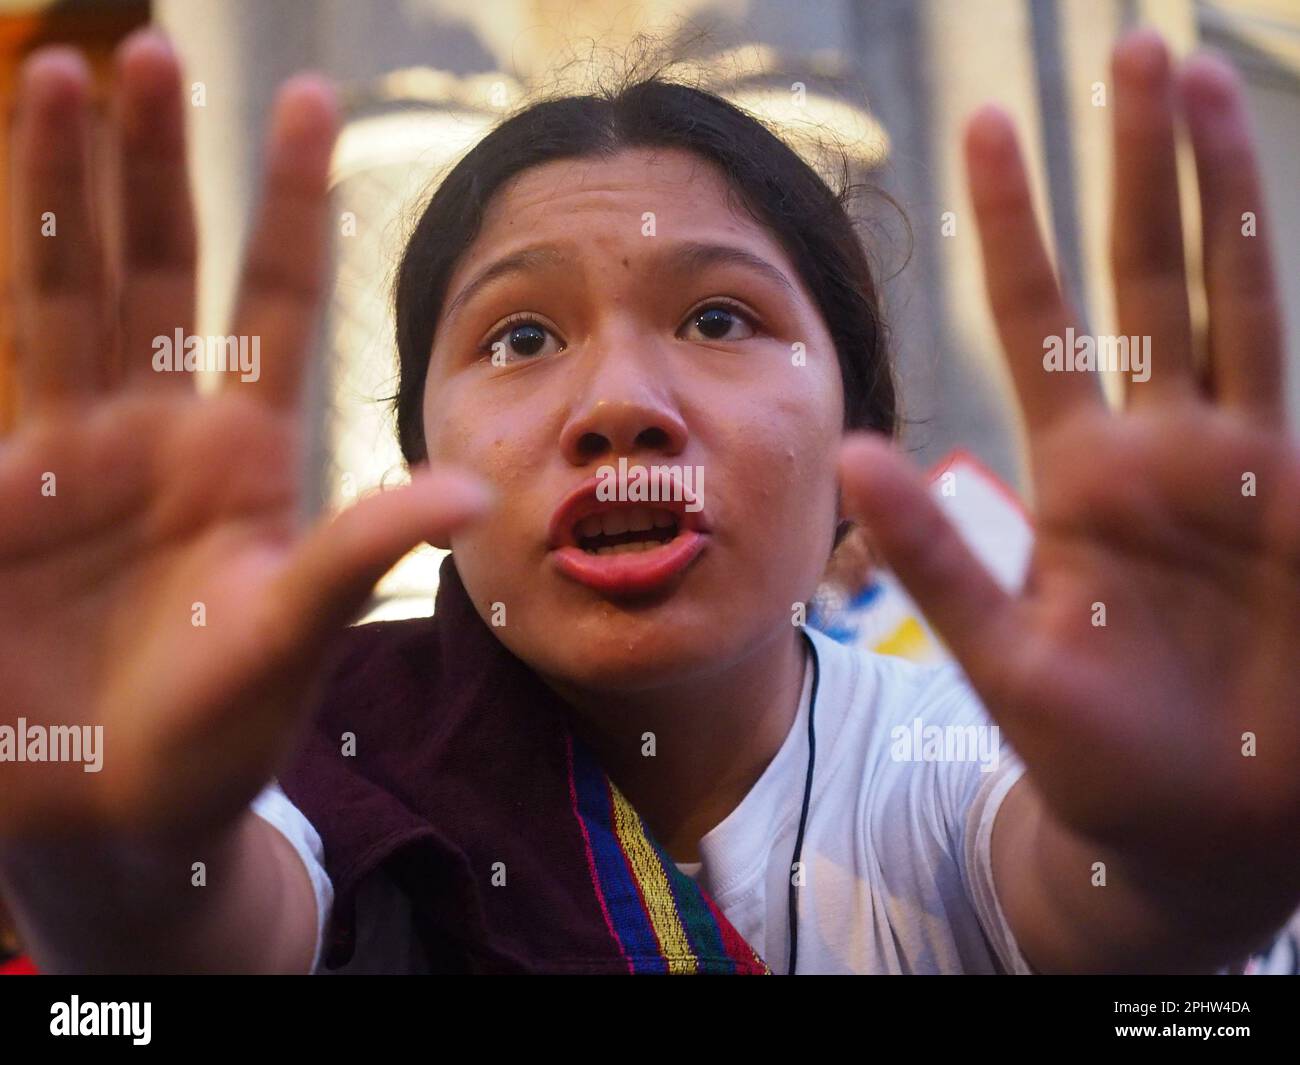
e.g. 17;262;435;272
0;24;1297;974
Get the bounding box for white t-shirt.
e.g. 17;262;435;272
252;625;1034;974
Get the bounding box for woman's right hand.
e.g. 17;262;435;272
0;29;493;843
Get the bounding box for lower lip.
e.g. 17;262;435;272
550;531;709;597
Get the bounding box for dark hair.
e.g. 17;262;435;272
392;75;896;466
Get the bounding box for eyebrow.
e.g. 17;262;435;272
441;239;801;326
442;245;570;327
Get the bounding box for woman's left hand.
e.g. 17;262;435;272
839;28;1299;969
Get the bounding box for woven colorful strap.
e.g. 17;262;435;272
0;954;37;975
566;732;771;974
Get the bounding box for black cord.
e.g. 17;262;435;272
787;628;819;976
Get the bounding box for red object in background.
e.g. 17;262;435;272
0;954;36;974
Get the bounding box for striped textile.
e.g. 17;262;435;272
566;732;770;975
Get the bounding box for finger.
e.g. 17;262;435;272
228;75;338;408
10;48;111;413
271;467;496;647
1178;52;1285;423
1109;29;1196;406
111;27;197;391
838;434;1022;694
965;106;1104;442
1034;406;1287;562
0;400;156;560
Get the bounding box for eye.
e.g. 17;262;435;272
678;301;758;343
480;315;564;364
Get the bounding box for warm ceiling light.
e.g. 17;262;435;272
725;85;890;172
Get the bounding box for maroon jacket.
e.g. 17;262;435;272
279;555;768;974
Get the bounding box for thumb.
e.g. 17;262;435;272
838;434;1019;688
273;466;496;645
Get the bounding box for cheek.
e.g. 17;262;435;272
709;366;842;593
729;425;838;549
423;377;531;486
734;365;841;509
422;381;550;571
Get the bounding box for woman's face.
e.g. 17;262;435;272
422;147;844;692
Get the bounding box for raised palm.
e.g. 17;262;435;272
0;34;490;841
842;32;1300;893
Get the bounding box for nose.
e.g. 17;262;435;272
557;338;689;467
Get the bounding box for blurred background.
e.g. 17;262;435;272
0;0;1296;619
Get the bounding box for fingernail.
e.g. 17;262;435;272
127;25;176;56
442;472;498;512
966;104;1017;157
1181;52;1239;115
1114;27;1170;87
21;46;90;99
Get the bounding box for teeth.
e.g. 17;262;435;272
576;507;681;541
599;510;630;536
574;505;680;553
594;541;656;556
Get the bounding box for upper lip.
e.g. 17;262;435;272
546;471;711;549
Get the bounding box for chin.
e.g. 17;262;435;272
509;610;740;695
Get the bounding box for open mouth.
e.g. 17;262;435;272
547;480;711;597
574;507;681;555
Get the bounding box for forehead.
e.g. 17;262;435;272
453;146;793;276
490;146;731;215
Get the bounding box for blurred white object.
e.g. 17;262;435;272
810;449;1032;664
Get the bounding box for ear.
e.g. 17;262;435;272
831;483;850;549
404;457;446;549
